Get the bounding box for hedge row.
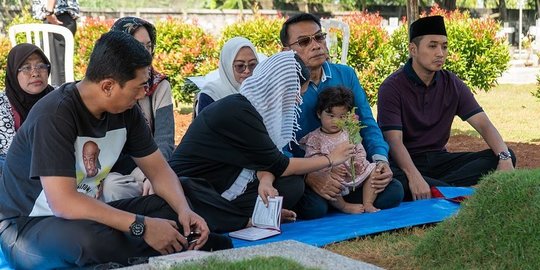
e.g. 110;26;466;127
0;6;510;106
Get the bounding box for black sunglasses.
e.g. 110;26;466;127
289;32;327;47
233;62;258;73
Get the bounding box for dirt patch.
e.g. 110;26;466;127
175;112;540;169
447;134;540;169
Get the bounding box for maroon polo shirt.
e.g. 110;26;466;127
377;59;483;156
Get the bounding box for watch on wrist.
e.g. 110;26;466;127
42;7;54;16
129;214;145;237
498;151;511;160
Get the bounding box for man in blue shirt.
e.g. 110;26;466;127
281;13;403;219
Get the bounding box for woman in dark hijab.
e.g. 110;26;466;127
0;43;54;174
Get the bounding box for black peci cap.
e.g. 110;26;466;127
409;15;447;42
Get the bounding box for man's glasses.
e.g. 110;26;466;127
233;62;258;73
18;63;50;75
288;32;327;47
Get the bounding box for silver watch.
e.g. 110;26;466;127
497;151;511;160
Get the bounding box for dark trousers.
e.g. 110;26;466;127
391;149;517;201
0;195;232;269
294;179;404;220
181;175;305;233
46;13;77;87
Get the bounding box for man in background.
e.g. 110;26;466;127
32;0;79;86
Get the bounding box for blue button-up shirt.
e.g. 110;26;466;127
289;61;389;162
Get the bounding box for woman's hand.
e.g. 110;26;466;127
328;142;355;166
257;171;278;206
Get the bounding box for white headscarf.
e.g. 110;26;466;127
200;37;258;101
221;51;304;201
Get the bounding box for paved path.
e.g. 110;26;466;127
122;240;383;270
497;66;539;84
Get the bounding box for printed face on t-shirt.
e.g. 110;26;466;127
82;140;100;177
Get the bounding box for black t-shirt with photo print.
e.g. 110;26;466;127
0;82;157;222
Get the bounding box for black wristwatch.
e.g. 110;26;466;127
129;214;145;237
498;151;511;160
42;7;54;16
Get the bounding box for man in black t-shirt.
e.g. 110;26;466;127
0;31;230;269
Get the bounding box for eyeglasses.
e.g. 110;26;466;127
18;63;50;75
233;62;258;73
288;32;327;47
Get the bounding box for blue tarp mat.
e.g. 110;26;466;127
0;187;473;269
231;187;474;248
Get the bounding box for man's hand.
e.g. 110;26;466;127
45;14;63;25
143;217;186;255
257;171;278;206
177;209;210;250
497;159;514;171
331;164;348;178
408;173;431;201
371;161;393;193
305;170;344;201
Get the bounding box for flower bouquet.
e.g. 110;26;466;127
335;107;365;191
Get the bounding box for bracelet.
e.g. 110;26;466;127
323;154;333;168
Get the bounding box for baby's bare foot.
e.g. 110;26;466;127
341;203;365;214
364;204;380;213
281;209;297;223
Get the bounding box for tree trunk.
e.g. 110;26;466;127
499;0;507;22
534;0;540;19
445;0;456;10
406;0;419;27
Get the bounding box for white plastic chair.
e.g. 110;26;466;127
321;19;350;65
8;23;75;84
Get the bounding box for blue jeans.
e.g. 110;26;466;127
0;155;5;178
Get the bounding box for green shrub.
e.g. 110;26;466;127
0;37;12;91
415;169;540;269
73;17;114;80
341;12;400;104
5;6;41;44
219;15;284;57
154;18;218;105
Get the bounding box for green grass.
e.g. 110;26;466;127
170;256;320;270
451;84;540;144
329;170;540;270
414;169;540;269
326;226;431;270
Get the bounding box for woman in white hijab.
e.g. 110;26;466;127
169;51;355;232
195;37;259;116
